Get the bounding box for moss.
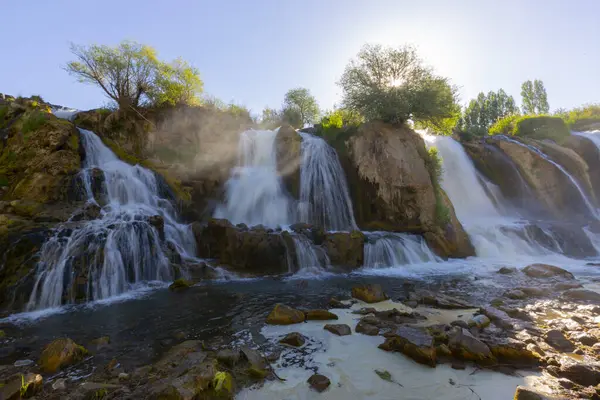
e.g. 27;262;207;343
21;110;50;135
0;329;5;338
68;132;79;152
169;278;192;291
426;147;451;226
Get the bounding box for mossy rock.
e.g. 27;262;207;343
39;338;89;373
169;279;192;292
266;304;305;325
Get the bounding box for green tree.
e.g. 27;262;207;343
283;88;320;126
260;107;282;128
66;41;159;110
460;89;518;136
281;106;303;128
533;79;549;114
338;44;459;128
150;58;203;106
521;80;536;114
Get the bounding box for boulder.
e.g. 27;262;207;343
468;315;491;329
168;279;192;292
356;320;380;336
559;361;600;387
324;324;352;336
486;337;540;365
497;266;518;274
323;231;364;268
307;374;331;393
305;309;338;321
561;289;600;303
194;219;291;275
39;337;89;373
447;327;495;364
216;348;240;367
379;326;436;367
522;264;574;279
147;215;165;239
352;284;387;303
266;304;305;325
412;290;473;309
1;373;43;399
513;386;554;400
544;330;575;352
279;332;305;347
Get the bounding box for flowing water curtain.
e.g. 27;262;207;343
26;129;195;310
298;132;357;231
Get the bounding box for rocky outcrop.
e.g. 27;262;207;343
39;338;89;373
563;134;600;202
323;231;364;268
193;219;292;275
275;124;303;198
336;121;473;258
492;138;593;219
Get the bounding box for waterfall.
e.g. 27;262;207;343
291;235;330;273
421;134;554;258
297;132;357;231
214;129;290;228
26;129;195;310
495;135;599;219
572;130;600;149
364;232;439;268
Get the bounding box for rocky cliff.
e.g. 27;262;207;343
334;121;474;258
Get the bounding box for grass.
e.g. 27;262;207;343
489;114;570;143
21;111;49;135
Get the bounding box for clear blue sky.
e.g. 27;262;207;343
1;0;598;115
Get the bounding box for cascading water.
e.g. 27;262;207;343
364;232;439;268
421;133;558;258
26;129;196;310
297;132;357;231
495;135;599;219
214;129;290;228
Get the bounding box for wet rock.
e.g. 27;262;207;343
80;382;122;397
266;304;305;325
168;278;192;292
513;386;554;400
279;332;305;347
526;343;545;358
353;307;377;315
522;263;574;279
505;289;527;300
450;320;469;329
118;372;130;381
559;361;600;386
52;378;67;391
70;203;102;221
413;290;473;309
39;337;88;373
553;282;583;291
468;315;491;329
13;359;34;367
517;287;548;298
379;326;436;367
487;338;540;365
352;284;387;303
241;346;269;378
323;231;365;268
480;306;514;329
1;373;43;399
545;330;575;352
571;331;597;346
148;215;165;239
447;327;495;364
21;373;43;397
437;344;452;357
324;324;352;336
90;335;110;351
497;266;517;274
451;362;466;370
356;320;379;336
305;309;338;321
562;289;600;303
328;297;350;309
217;348;240;367
307;374;330;392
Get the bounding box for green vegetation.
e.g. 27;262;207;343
521;79;549;115
426;147;451;226
283;88;320;126
21;110;49;135
458;90;518;137
65;41;203;111
338;44;459;128
316;108;363;141
564;104;600;131
489;114;569;142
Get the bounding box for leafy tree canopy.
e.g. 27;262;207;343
521;79;549;115
283;88;320;126
338;44;459;129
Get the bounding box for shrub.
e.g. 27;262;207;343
514;115;569;142
565;104;600;131
21;111;48;134
489;114;520;135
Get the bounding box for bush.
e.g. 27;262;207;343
21;111;49;134
490;114;569;143
565;104;600;131
514;116;569;142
